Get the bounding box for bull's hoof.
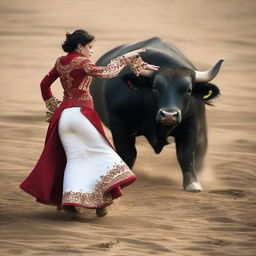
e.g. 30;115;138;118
96;207;108;217
184;182;202;192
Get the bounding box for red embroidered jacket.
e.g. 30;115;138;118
40;51;129;102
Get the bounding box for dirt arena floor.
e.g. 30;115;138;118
0;0;256;255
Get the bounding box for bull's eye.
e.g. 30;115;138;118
186;88;192;95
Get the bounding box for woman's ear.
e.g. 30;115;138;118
192;82;220;102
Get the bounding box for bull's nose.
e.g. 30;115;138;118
157;109;181;125
162;110;179;120
161;110;179;122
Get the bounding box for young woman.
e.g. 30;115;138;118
20;29;159;217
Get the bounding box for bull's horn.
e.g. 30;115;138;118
195;58;224;83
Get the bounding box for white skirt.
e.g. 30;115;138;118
58;107;135;208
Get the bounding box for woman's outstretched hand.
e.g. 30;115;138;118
123;48;160;77
123;49;146;59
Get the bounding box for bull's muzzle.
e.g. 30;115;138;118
157;109;181;125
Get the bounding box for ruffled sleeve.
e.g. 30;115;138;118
82;56;129;79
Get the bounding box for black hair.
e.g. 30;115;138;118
62;29;95;53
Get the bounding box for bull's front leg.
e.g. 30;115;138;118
110;118;137;169
113;134;137;169
175;130;202;192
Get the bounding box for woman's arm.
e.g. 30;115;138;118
40;63;60;122
40;65;59;101
82;55;129;79
82;49;156;78
82;49;159;79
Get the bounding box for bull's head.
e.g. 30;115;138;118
153;59;224;126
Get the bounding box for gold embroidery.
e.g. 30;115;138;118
83;56;128;79
56;55;128;102
63;88;92;101
56;57;88;90
44;97;60;122
78;76;92;91
127;55;147;76
45;97;59;112
56;57;93;101
62;162;134;208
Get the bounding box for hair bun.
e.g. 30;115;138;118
65;31;71;38
62;29;94;53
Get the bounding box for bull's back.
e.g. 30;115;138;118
96;37;194;68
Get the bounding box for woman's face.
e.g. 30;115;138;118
77;42;94;58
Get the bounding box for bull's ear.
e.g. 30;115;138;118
192;82;220;102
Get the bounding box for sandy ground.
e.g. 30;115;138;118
0;0;256;255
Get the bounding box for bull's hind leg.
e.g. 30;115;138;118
175;131;202;192
110;119;137;169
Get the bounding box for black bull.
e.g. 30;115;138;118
90;37;224;192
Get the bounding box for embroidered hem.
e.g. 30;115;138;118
62;163;136;208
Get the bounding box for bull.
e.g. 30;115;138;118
90;37;223;192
